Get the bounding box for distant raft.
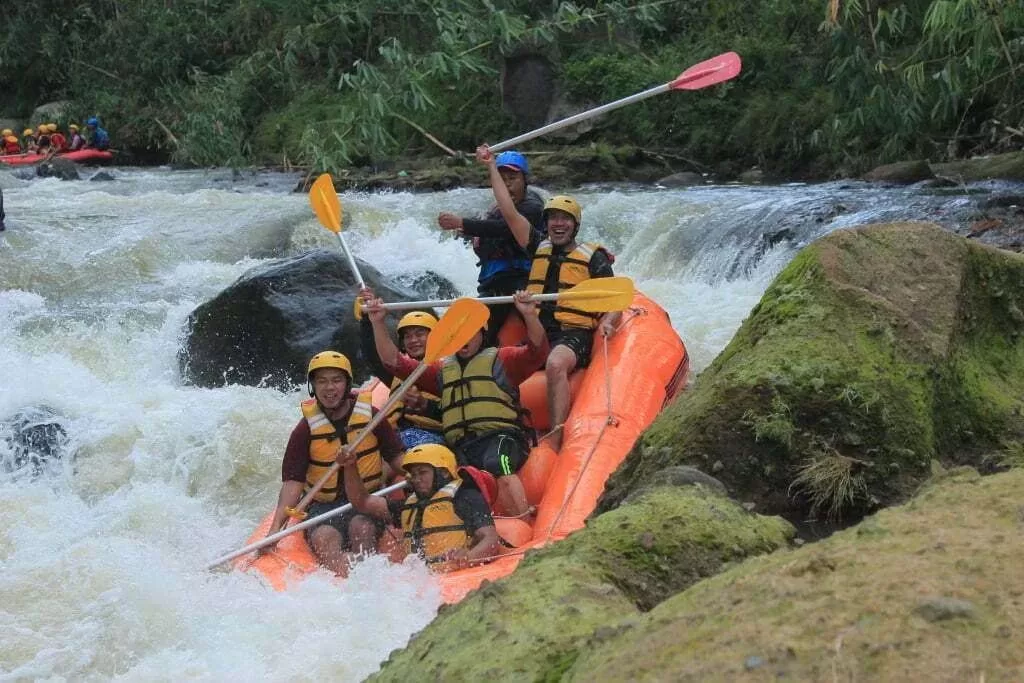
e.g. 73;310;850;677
0;149;114;166
237;292;689;605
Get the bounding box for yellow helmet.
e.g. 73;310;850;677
543;195;582;226
69;124;79;131
46;123;58;133
397;311;438;334
306;350;353;380
402;443;459;481
5;136;17;144
1;129;11;137
23;129;33;137
37;124;47;132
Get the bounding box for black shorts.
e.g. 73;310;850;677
457;431;528;477
549;327;595;369
304;501;387;549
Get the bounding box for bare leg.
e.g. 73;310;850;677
309;525;352;577
347;515;380;557
496;474;530;517
545;345;578;453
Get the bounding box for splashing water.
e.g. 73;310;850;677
0;166;1000;679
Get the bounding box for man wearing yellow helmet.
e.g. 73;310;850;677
475;144;620;452
22;129;36;153
366;291;547;518
340;443;499;571
34;124;50;152
68;124;85;151
358;288;445;448
263;350;406;575
2;131;21;155
48;124;67;152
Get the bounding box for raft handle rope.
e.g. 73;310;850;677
542;306;642;541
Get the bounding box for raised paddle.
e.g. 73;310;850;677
285;297;490;520
489;51;741;152
310;173;366;289
203;480;409;571
354;276;635;320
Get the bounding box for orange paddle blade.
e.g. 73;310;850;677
310;173;342;233
426;298;490;361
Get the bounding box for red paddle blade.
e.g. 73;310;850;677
670;51;742;91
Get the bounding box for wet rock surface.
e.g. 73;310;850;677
179;249;454;389
1;405;71;476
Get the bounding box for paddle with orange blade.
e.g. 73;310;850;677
489;51;741;152
285;297;489;520
310;173;365;289
354;276;635;319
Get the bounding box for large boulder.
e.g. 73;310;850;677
932;151;1024;182
502;50;558;132
565;467;1024;680
1;405;71;476
863;159;934;183
179;249;452;389
371;482;793;681
600;222;1024;522
30;101;71;127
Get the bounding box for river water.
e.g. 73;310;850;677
0;166;1014;681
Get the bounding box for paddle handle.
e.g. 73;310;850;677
490;82;671;152
365;292;565;314
335;232;366;290
289;363;430;515
203;480;408;570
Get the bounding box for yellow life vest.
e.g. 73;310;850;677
526;240;603;330
386;376;444;432
401;480;469;570
301;392;382;503
440;347;521;445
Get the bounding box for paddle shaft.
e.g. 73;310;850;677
362;291;584;314
491;82;671;152
334;232;366;290
203;480;408;570
290;363;430;514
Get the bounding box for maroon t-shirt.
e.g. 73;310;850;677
281;397;404;483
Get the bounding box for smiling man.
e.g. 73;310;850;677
263;351;405;575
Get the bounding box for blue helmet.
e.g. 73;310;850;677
86;117;99;127
495;150;528;176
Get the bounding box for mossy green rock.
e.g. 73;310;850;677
565;467;1024;681
932;151;1024;181
370;485;793;682
601;222;1024;521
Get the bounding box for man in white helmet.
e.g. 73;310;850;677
475;144;620;452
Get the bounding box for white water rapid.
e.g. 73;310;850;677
0;166;987;680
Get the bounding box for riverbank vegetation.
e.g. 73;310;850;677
2;1;1020;177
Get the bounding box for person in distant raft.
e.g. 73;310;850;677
476;144;620;452
34;124;50;152
437;150;545;344
85;117;110;150
2;130;20;155
340;443;499;571
67;124;85;151
357;287;446;448
365;291;548;518
263;351;405;576
22;129;36;153
48;124;67;152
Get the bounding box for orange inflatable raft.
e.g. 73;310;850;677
237;292;688;604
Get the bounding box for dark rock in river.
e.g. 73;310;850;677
863;159;934;184
179;249;455;389
1;405;71;476
89;171;115;182
36;157;80;181
656;171;703;187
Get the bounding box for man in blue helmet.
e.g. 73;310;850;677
437;149;545;344
85;117;110;151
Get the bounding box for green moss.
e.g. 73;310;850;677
601;224;1024;522
567;468;1024;681
370;486;793;682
